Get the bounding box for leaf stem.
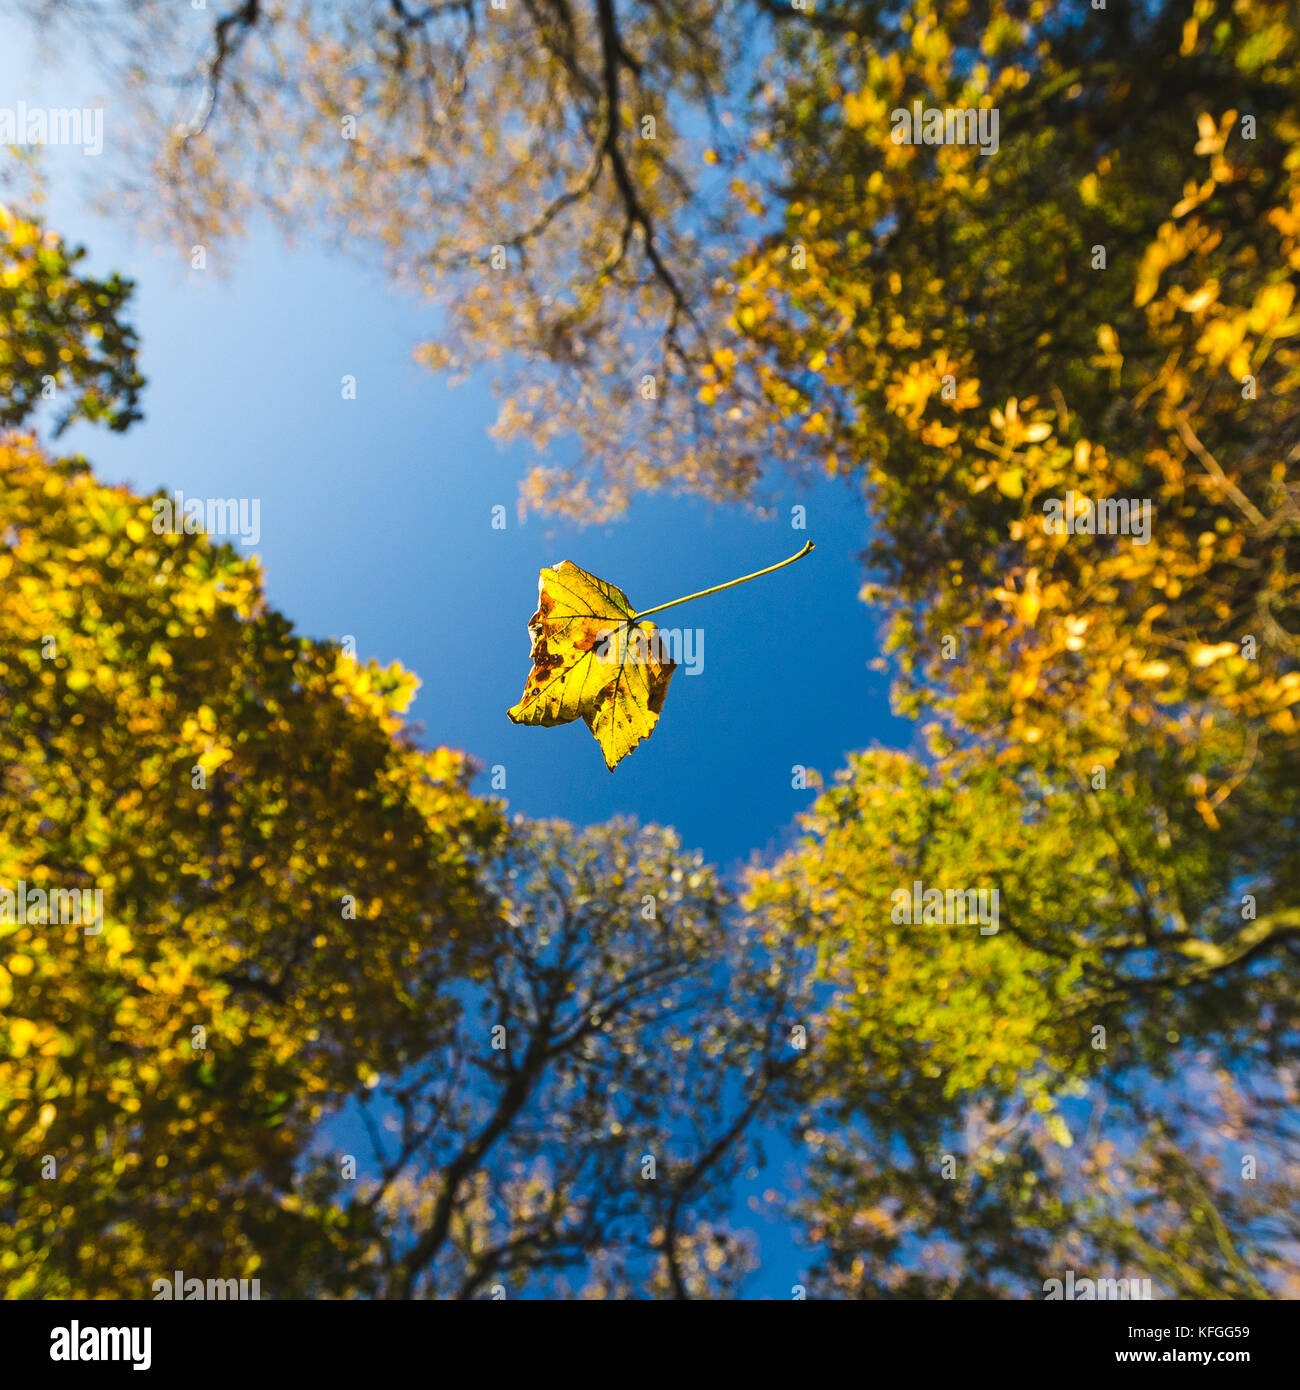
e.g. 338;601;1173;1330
631;540;815;622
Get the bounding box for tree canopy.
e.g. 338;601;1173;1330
2;0;1298;1298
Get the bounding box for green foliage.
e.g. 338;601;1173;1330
0;203;143;433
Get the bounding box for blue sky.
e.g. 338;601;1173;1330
1;20;912;877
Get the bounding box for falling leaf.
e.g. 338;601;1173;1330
508;542;815;769
507;561;677;770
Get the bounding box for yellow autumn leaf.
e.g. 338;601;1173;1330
996;469;1024;499
843;90;883;130
508;544;815;770
10;1017;38;1055
507;561;677;771
1046;1112;1073;1148
196;746;233;775
1191;641;1238;667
